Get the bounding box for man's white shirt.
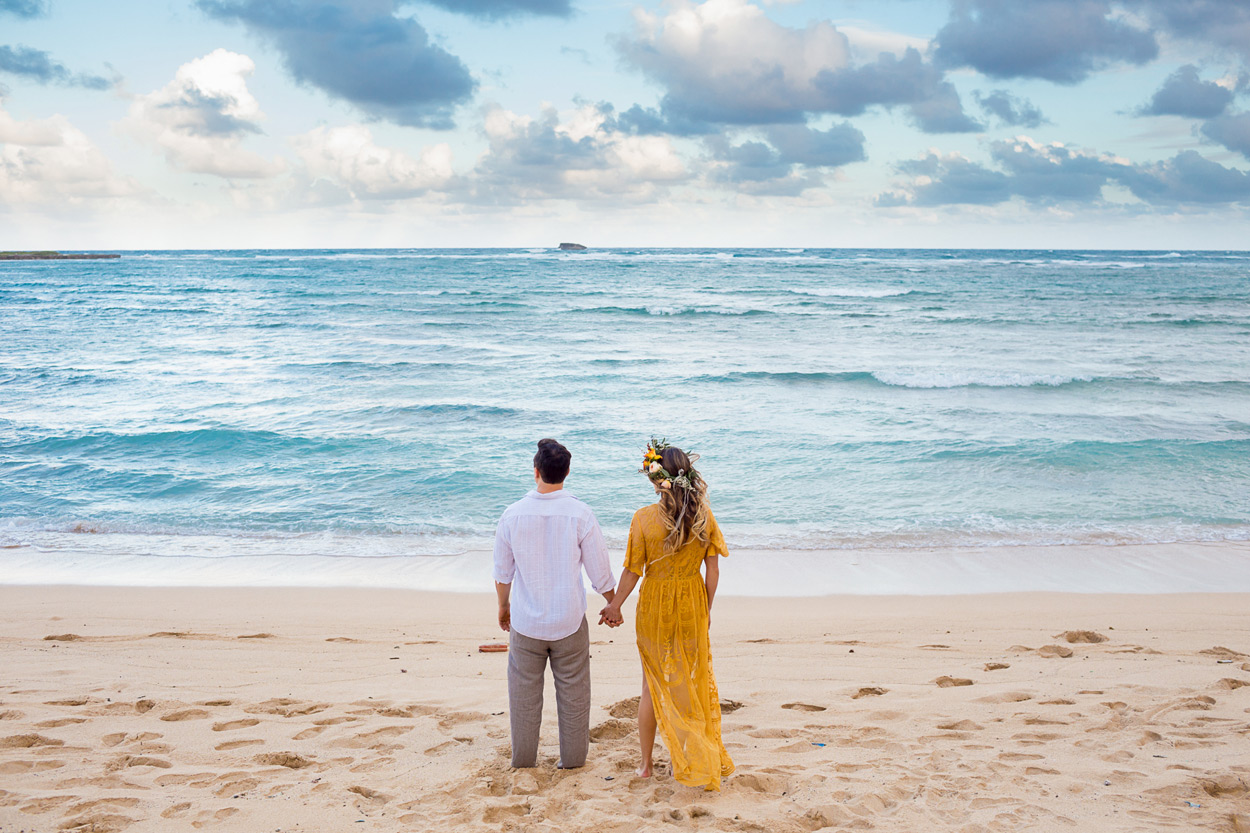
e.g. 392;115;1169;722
492;489;615;641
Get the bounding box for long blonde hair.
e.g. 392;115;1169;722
657;446;710;553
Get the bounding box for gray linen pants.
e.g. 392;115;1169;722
507;617;591;768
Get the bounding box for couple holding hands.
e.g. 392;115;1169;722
492;437;734;791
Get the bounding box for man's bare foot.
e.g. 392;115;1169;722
635;764;652;778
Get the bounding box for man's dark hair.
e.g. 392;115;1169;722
534;438;571;484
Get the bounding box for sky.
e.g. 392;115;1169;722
1;0;1249;248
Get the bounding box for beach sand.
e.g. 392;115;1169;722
1;585;1248;832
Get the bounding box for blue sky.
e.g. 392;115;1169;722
1;0;1248;248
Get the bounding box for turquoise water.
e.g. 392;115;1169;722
2;249;1248;580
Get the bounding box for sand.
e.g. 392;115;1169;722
1;585;1248;832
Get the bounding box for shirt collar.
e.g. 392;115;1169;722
527;489;572;500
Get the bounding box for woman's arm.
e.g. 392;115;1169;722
599;569;640;626
703;554;719;618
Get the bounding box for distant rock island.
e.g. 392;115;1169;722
558;242;587;251
0;251;121;261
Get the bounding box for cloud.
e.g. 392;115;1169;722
291;124;455;198
1116;149;1250;203
1201;112;1250;160
890;151;1011;205
123;49;283;179
197;0;475;128
765;122;866;168
934;0;1157;84
473;103;688;203
416;0;571;20
615;0;978;133
1140;65;1234;118
0;0;44;17
882;136;1250;207
1134;0;1250;61
0;105;142;209
974;90;1047;127
0;45;112;89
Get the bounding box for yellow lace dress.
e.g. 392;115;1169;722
624;503;735;790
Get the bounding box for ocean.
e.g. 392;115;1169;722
2;248;1248;591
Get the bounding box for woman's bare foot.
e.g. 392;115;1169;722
636;762;652;778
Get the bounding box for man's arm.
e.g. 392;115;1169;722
495;581;511;632
579;514;617;609
492;519;515;633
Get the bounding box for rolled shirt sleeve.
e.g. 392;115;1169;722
579;514;616;595
492;518;515;584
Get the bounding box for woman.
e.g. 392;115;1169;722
599;439;735;791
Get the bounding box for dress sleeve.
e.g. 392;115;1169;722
706;510;728;558
623;511;647;577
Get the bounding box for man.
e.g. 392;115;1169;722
493;438;617;769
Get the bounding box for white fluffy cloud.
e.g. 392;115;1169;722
475;103;688;202
0;106;140;208
615;0;978;133
620;0;851;123
124;49;283;179
291;125;455;199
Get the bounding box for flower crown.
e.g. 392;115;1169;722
640;437;701;491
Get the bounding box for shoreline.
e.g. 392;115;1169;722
1;586;1247;831
4;539;1250;595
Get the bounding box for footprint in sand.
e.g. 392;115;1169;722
247;699;329;718
108;754;173;770
934;676;974;688
348;785;391;805
1037;645;1074;659
237;633;274;639
37;718;88;728
161;708;210;722
335;726;413;749
1055;630;1108;644
938;720;983;731
0;759;66;774
985;662;1010;671
18;795;76;814
254;752;314;769
782;702;827;712
212;719;260;732
44;697;91;706
1;733;65;749
852;687;887;699
214;739;263;751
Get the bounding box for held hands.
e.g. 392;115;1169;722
598;603;624;628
